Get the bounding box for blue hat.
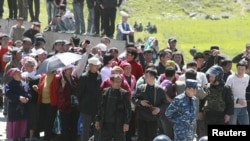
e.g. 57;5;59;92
186;79;198;89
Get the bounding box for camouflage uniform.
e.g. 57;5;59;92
166;92;196;141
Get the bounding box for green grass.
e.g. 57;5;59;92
3;0;250;70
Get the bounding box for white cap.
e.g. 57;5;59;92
88;57;102;66
120;11;129;17
97;43;107;52
36;49;47;55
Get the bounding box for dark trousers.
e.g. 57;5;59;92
100;123;125;141
205;111;226;136
126;111;136;141
102;7;116;37
81;113;99;141
137;119;158;141
94;6;102;35
39;103;57;141
28;0;40;21
158;115;174;140
0;0;4;18
197;119;207;138
8;0;17;19
59;108;79;141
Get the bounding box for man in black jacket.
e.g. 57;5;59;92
97;0;123;38
95;74;131;141
77;56;102;141
23;22;41;44
200;65;234;135
132;68;167;141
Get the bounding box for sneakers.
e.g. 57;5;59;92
65;30;75;34
89;32;96;36
58;30;66;33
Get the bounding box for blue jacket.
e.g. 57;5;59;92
5;79;31;121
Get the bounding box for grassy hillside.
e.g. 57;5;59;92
2;0;250;66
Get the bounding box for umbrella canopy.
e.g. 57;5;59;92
36;52;82;74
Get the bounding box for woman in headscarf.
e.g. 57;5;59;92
5;68;31;141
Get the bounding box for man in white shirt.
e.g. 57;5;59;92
226;59;250;125
116;11;134;44
179;61;208;87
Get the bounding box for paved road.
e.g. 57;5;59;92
0;109;10;141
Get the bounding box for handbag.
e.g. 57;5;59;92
52;110;61;135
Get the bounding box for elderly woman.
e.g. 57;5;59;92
20;56;39;141
120;62;136;92
57;64;79;141
5;68;31;141
119;62;137;141
21;56;38;80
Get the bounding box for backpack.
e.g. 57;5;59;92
203;84;226;112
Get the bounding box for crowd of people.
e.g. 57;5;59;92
0;1;250;141
1;21;250;141
0;0;134;40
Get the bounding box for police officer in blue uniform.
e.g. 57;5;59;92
166;79;198;141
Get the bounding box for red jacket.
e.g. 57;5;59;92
57;75;78;113
121;74;136;92
37;74;60;106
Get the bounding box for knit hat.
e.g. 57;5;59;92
119;62;131;70
7;68;21;77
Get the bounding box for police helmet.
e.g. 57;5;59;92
206;65;224;81
153;134;172;141
199;136;208;141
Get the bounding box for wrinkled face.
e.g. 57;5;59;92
123;65;132;76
